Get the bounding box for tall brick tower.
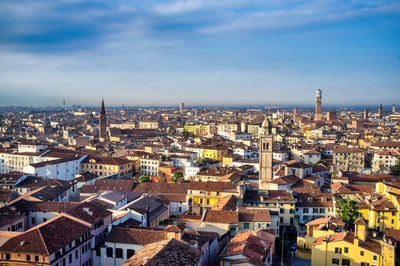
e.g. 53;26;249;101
259;118;273;190
99;99;108;141
378;104;383;119
315;89;322;121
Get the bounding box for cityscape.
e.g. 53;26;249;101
1;1;400;266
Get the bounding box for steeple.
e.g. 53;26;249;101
259;116;274;189
99;99;108;141
100;99;106;115
261;117;272;135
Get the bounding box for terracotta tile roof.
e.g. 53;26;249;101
203;209;238;224
354;217;367;226
345;172;400;183
133;182;189;194
122;238;202;266
306;216;345;227
367;195;397;212
286;161;312;169
220;230;274;266
105;227;166;245
164;225;184;233
304;149;321;155
358;238;381;254
0;216;90;255
385;228;400;242
211;195;237;211
81;155;131;165
238;208;271;222
28;155;83;168
187;181;238;193
269;175;299;185
312;231;354;246
81;179;136;193
296;192;333;207
290;179;321;193
64;202;112;225
181;230;219;248
333;146;365;153
0;189;14;202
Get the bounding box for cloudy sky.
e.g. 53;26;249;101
0;0;399;106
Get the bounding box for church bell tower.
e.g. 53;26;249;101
259;118;273;190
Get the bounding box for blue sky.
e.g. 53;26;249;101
0;0;399;106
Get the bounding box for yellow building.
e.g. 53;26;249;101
311;218;394;266
184;124;216;137
187;182;241;215
297;217;346;260
333;146;365;172
81;156;133;178
222;156;233;167
247;124;260;138
202;145;227;162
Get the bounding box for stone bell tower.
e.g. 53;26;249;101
259;117;273;190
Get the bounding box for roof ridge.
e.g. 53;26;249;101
37;227;50;255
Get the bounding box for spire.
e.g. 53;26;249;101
261;117;272;135
100;99;106;115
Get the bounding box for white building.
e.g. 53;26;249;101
185;166;201;179
295;193;333;225
372;150;399;173
23;155;86;181
139;155;161;176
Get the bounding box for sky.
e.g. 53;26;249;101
0;0;399;107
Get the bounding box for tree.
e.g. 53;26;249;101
168;127;176;135
139;175;151;183
390;157;400;176
196;158;206;167
180;130;190;139
171;171;184;183
337;198;361;228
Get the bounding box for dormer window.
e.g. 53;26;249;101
322;198;327;202
308;198;313;202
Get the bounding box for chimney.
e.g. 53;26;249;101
145;205;150;227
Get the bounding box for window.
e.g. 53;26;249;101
361;263;369;266
335;247;342;254
332;258;339;265
243;223;250;229
344;247;348;253
360;251;364;256
95;247;101;256
392;219;395;224
373;255;377;261
127;249;135;259
35;256;39;262
106;247;113;258
116;248;123;259
303;208;309;214
75;250;78;259
69;254;72;263
26;255;31;261
280;209;284;214
342;259;350;266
